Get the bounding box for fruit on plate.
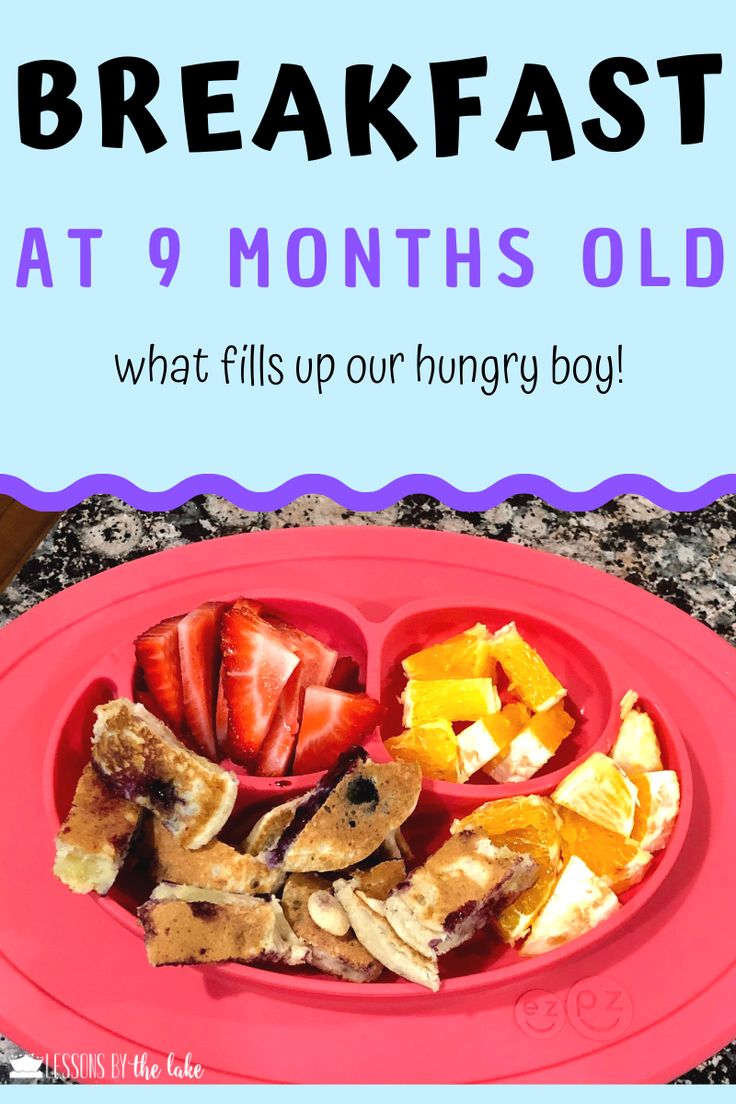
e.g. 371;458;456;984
520;855;620;956
255;619;338;777
220;600;299;766
384;720;461;782
631;770;681;852
487;702;575;784
292;686;384;774
611;693;663;776
134;615;185;732
402;677;500;727
488;621;566;712
401;624;495;680
178;601;226;759
557;806;652;894
452;795;562;942
552;752;638;837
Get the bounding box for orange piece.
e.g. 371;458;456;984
631;771;680;852
489;622;566;712
384;722;460;783
453;795;562;942
558;807;651;894
401;677;500;727
487;702;575;784
552;752;638;837
401;624;496;680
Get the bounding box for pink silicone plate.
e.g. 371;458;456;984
0;527;733;1083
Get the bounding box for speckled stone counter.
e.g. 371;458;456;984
1;493;734;1085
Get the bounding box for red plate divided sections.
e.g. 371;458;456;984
0;527;733;1083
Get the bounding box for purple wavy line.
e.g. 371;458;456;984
0;474;734;513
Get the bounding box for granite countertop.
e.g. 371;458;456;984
1;492;734;1085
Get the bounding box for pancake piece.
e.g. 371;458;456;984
334;879;440;991
271;755;422;873
53;763;141;894
281;874;382;982
352;860;406;902
385;829;538;957
138;883;307;967
146;817;283;896
242;798;300;855
92;699;237;849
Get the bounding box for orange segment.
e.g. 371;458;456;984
611;705;663;776
520;856;620;957
552;752;638;837
558;807;651;894
487;703;575;784
453;795;562;942
488;622;566;712
384;722;460;783
401;624;496;680
631;771;680;852
401;677;500;727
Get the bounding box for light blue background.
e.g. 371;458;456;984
1;0;733;493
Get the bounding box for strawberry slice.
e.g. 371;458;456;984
255;621;338;777
292;686;383;775
178;601;226;760
134;615;184;732
328;655;363;693
215;665;228;754
220;600;300;767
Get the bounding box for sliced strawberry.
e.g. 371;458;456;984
220;599;299;767
215;665;228;754
292;686;383;775
178;601;226;760
328;656;363;693
255;621;338;777
134;615;184;732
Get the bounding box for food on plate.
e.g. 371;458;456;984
402;677;501;727
220;599;300;766
552;752;638;837
521;856;620;957
242;798;302;855
281;873;383;982
384;720;461;782
133;596;376;777
264;747;421;873
486;702;575;784
557;807;652;894
333;878;441;992
387;620;572;785
92;698;237;849
611;692;664;776
254;618;338;776
401;624;495;680
351;859;407;901
452;795;562;943
292;686;383;774
138;882;307;968
177;601;226;759
53;763;142;895
55;574;685;994
145;816;283;896
488;621;566;712
385;829;538;957
631;771;681;852
134;615;185;732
